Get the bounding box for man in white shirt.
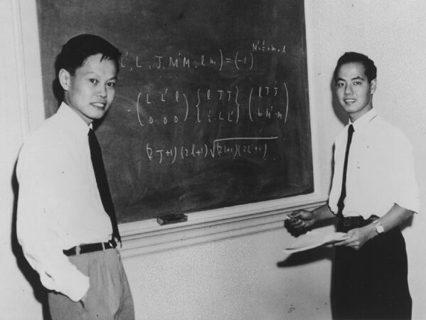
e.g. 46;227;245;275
17;34;135;320
285;52;419;319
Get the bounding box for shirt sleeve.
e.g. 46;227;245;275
390;132;420;213
16;141;89;302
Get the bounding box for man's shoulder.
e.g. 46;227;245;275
373;116;409;140
372;116;412;150
20;114;62;152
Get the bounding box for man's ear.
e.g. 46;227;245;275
370;78;377;95
58;68;72;91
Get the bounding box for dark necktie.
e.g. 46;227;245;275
337;124;354;216
88;129;121;244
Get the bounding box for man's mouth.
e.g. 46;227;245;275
344;98;356;104
91;102;106;108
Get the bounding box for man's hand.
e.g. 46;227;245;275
334;224;375;250
284;209;316;237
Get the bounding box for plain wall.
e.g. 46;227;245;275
1;1;425;319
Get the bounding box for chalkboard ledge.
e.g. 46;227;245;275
119;195;327;259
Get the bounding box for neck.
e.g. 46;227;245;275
349;104;373;122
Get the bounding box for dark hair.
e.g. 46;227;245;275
53;34;121;103
333;52;377;83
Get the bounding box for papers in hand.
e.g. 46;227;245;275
283;231;347;254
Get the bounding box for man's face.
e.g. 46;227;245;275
335;62;376;122
60;53;117;124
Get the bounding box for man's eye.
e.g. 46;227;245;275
89;79;98;85
353;81;362;86
336;82;344;88
107;81;116;88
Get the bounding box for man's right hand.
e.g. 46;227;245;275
284;209;316;237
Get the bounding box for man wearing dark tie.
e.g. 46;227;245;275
17;34;135;320
285;52;419;320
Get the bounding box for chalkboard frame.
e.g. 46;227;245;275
35;0;315;223
16;0;326;252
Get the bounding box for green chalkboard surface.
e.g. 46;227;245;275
37;0;313;223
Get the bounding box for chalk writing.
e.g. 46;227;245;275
125;41;293;167
120;39;285;72
135;82;289;127
145;137;278;164
121;49;254;72
251;40;286;54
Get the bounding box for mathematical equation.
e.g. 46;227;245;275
135;82;289;126
145;137;278;165
120;40;286;72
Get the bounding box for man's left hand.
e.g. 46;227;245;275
334;225;375;250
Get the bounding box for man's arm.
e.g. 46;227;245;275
16;142;89;302
334;203;413;250
336;130;419;250
284;204;336;236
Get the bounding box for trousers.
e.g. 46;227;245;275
332;217;411;320
48;249;135;320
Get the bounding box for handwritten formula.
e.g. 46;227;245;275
118;39;292;165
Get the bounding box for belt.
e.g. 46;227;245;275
337;215;379;232
63;240;116;256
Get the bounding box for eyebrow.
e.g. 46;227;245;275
84;72;118;81
336;75;366;82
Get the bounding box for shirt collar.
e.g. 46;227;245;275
56;102;91;136
348;108;378;132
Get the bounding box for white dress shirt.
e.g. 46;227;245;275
17;102;113;301
328;108;420;218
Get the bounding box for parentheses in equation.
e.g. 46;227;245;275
263;142;268;159
262;142;268;160
204;144;208;158
234;85;240;124
180;146;184;159
136;92;144;127
283;81;289;124
195;89;201;123
249;52;254;70
248;87;254;122
183;93;189;121
171;146;177;164
233;144;241;159
219;49;223;71
120;51;129;68
234;51;240;71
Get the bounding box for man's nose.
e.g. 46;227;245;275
98;85;107;97
344;84;353;95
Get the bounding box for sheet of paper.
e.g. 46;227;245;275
283;231;347;254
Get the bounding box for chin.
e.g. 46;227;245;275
89;108;108;119
343;105;361;114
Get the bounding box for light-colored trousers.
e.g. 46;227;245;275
48;249;135;320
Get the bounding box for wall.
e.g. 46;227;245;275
0;0;45;318
0;1;425;319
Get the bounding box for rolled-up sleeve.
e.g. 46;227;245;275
390;133;420;213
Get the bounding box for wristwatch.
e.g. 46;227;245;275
375;223;385;235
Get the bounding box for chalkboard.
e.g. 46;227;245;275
37;0;313;223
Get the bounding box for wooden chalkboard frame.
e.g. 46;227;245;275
17;0;325;254
36;0;314;223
